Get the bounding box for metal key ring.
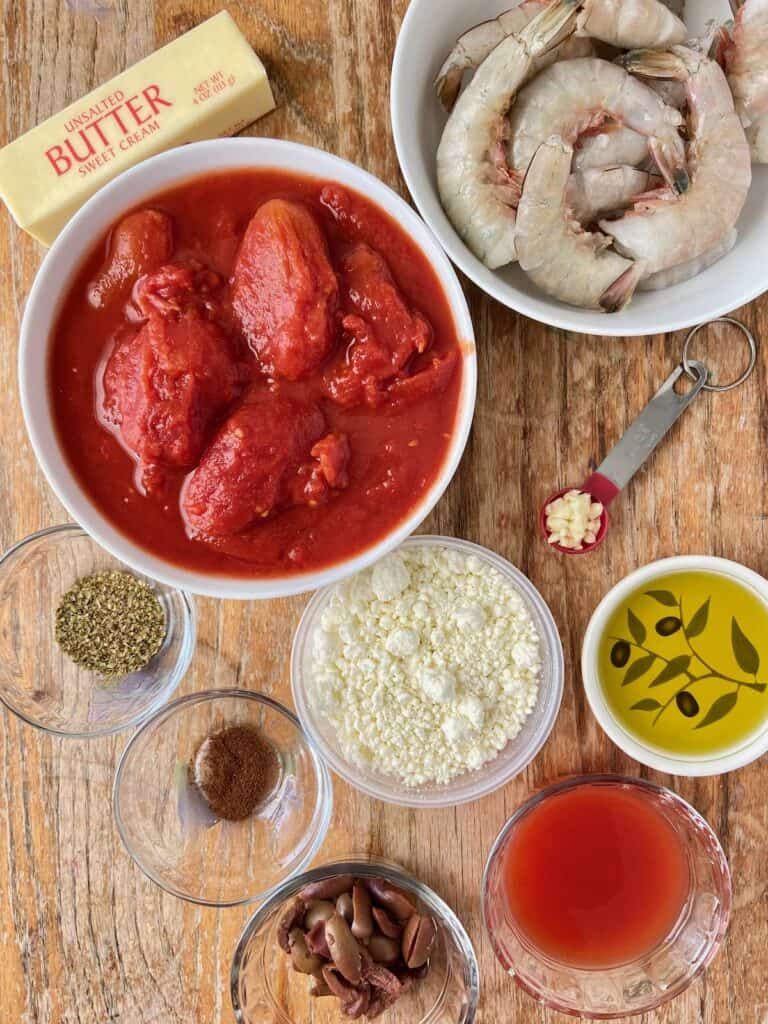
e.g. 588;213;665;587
682;317;757;393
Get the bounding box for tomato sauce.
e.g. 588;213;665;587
501;784;690;969
48;170;464;577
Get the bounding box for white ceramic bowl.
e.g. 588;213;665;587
391;0;768;336
19;139;476;600
291;536;564;808
582;555;768;775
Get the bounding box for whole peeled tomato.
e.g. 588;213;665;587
231;199;339;381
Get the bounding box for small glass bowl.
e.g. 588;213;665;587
0;523;194;737
482;775;732;1019
231;857;479;1024
113;689;333;906
291;535;564;808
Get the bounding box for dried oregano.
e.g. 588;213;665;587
55;570;166;677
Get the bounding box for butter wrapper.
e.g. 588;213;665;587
0;10;275;246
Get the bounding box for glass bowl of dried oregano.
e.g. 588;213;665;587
0;523;195;737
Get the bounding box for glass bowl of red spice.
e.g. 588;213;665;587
482;775;732;1019
0;523;194;737
113;689;333;906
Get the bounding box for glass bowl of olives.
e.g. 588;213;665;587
230;857;479;1023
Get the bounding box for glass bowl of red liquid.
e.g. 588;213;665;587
230;857;479;1024
113;689;333;906
482;775;731;1019
0;523;194;737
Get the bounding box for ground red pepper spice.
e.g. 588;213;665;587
192;723;281;821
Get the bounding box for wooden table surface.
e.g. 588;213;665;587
1;2;767;1022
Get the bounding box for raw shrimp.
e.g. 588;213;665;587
573;123;650;170
567;165;660;222
515;136;643;311
638;228;737;290
718;0;768;161
437;0;582;269
434;2;593;111
507;58;688;192
722;0;768;121
576;0;686;49
601;47;751;275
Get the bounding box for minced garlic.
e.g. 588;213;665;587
545;490;603;551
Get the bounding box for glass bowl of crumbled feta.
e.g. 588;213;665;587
291;536;564;808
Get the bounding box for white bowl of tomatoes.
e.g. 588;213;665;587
19;139;476;599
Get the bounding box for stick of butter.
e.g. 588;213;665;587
0;11;275;246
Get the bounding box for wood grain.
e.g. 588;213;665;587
1;2;767;1022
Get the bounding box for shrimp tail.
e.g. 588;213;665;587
621;49;691;192
649;137;690;193
434;17;506;112
599;262;645;312
620;46;689;81
709;26;732;68
521;0;581;52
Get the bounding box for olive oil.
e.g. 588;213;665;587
598;571;768;758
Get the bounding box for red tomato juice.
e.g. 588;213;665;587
501;784;691;969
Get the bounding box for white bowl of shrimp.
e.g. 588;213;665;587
392;0;768;336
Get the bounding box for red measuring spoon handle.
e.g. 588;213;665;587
583;473;620;507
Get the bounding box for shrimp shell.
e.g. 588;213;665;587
723;0;768;123
437;0;582;269
516;136;643;311
567;165;660;222
573;123;650;170
602;47;751;275
638;228;737;290
434;2;593;112
576;0;686;49
507;58;688;192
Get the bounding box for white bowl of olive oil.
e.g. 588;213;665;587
583;556;768;776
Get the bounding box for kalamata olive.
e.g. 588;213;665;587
277;898;306;953
336;892;354;923
402;914;437;969
351;882;374;941
656;616;682;637
304;900;336;930
365;878;417;920
611;641;631;668
368;934;400;964
305;919;331;959
325;913;363;983
299;875;355;901
372;906;402;938
288;928;322;975
676;691;700;718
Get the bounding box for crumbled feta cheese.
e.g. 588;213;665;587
419;667;457;703
458;694;486;729
385;627;419;657
309;543;542;787
454;604;485;631
442;715;473;743
371;553;411;600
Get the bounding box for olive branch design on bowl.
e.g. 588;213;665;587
609;590;767;730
